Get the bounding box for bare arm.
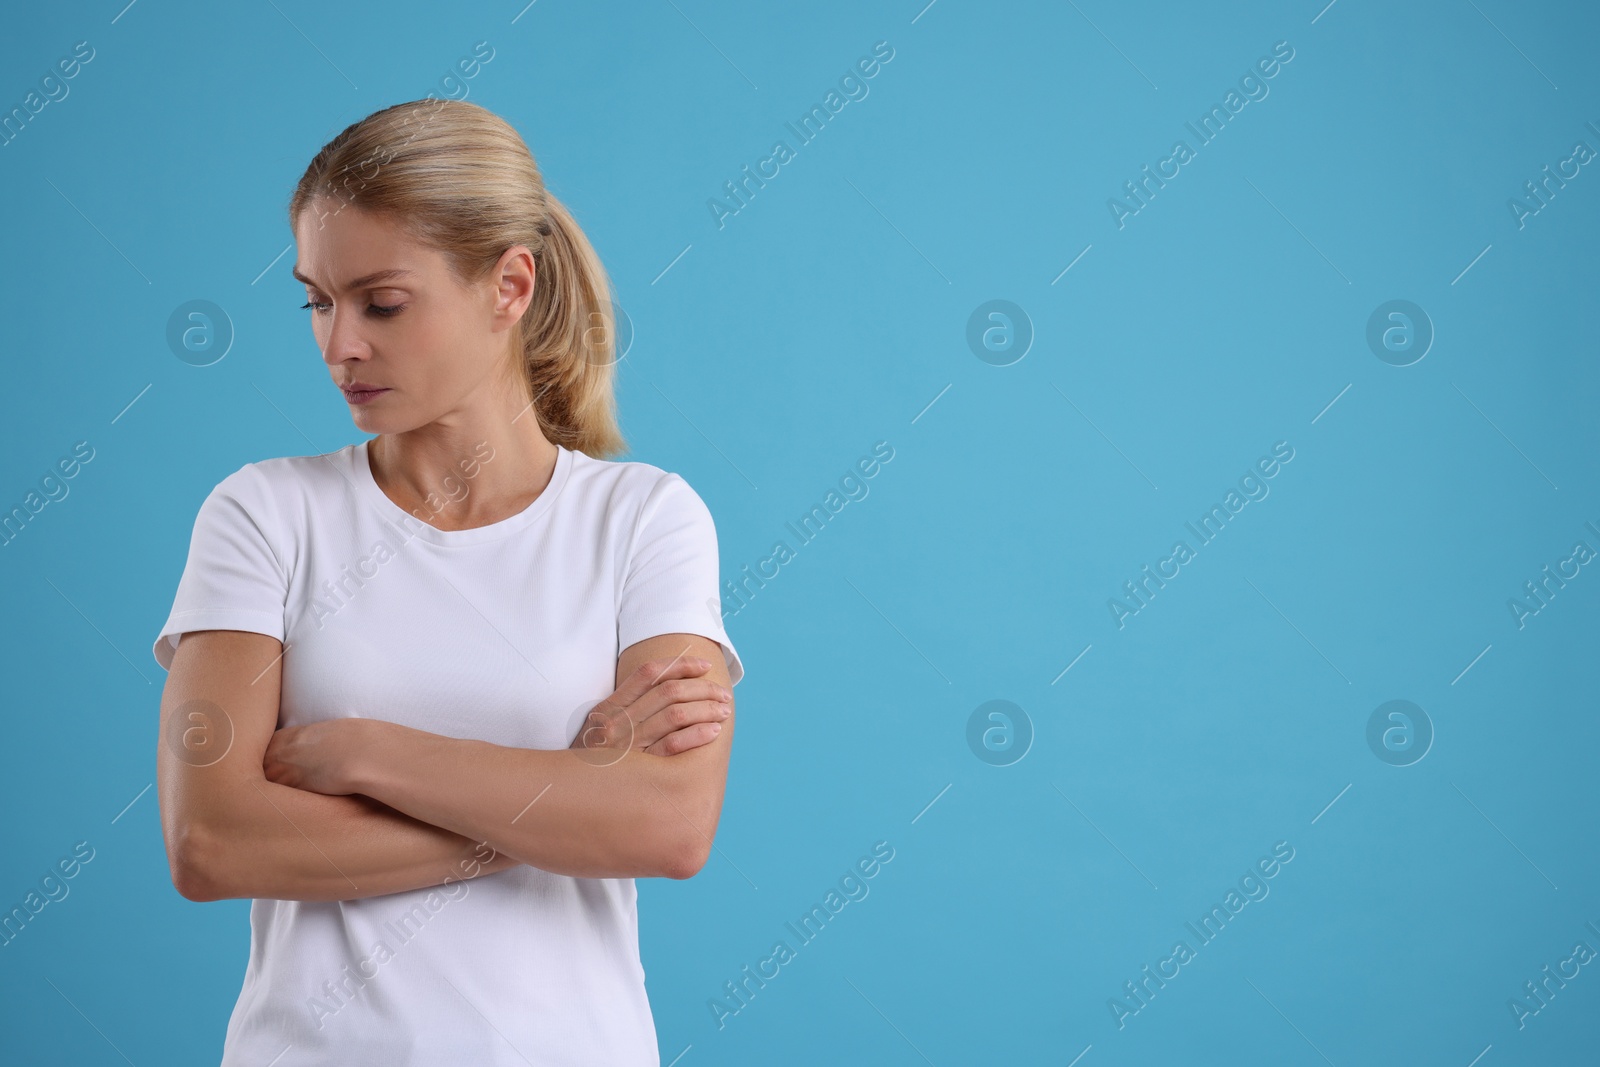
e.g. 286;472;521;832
342;634;737;881
157;628;521;903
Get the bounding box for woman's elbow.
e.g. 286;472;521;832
655;783;720;880
168;824;223;902
661;839;712;881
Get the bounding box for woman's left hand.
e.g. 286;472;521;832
263;718;376;795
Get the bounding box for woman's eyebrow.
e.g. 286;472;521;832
292;266;417;290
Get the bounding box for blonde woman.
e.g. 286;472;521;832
154;98;743;1066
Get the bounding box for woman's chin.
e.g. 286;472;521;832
349;406;397;433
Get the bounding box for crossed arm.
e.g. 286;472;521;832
158;627;736;903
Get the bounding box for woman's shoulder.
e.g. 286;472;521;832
567;448;699;506
200;444;359;519
248;444;360;484
564;451;718;547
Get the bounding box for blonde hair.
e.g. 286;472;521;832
288;98;626;458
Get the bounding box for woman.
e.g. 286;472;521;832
152;97;743;1066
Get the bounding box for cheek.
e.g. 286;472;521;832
398;328;482;398
425;323;504;385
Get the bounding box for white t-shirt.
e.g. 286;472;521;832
152;438;743;1066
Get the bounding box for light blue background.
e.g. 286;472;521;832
2;1;1597;1063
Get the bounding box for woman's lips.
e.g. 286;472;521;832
342;387;390;405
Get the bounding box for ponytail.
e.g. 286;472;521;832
514;190;626;457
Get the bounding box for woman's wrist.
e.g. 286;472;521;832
341;717;400;796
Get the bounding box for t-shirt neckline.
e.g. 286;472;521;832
350;437;574;545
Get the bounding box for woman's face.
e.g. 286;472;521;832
291;198;529;434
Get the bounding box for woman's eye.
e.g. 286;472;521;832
298;300;405;317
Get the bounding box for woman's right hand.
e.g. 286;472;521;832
569;655;731;759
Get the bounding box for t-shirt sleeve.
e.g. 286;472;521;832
616;472;744;686
152;464;289;671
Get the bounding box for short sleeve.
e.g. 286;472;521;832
152;465;289;671
616;472;744;686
